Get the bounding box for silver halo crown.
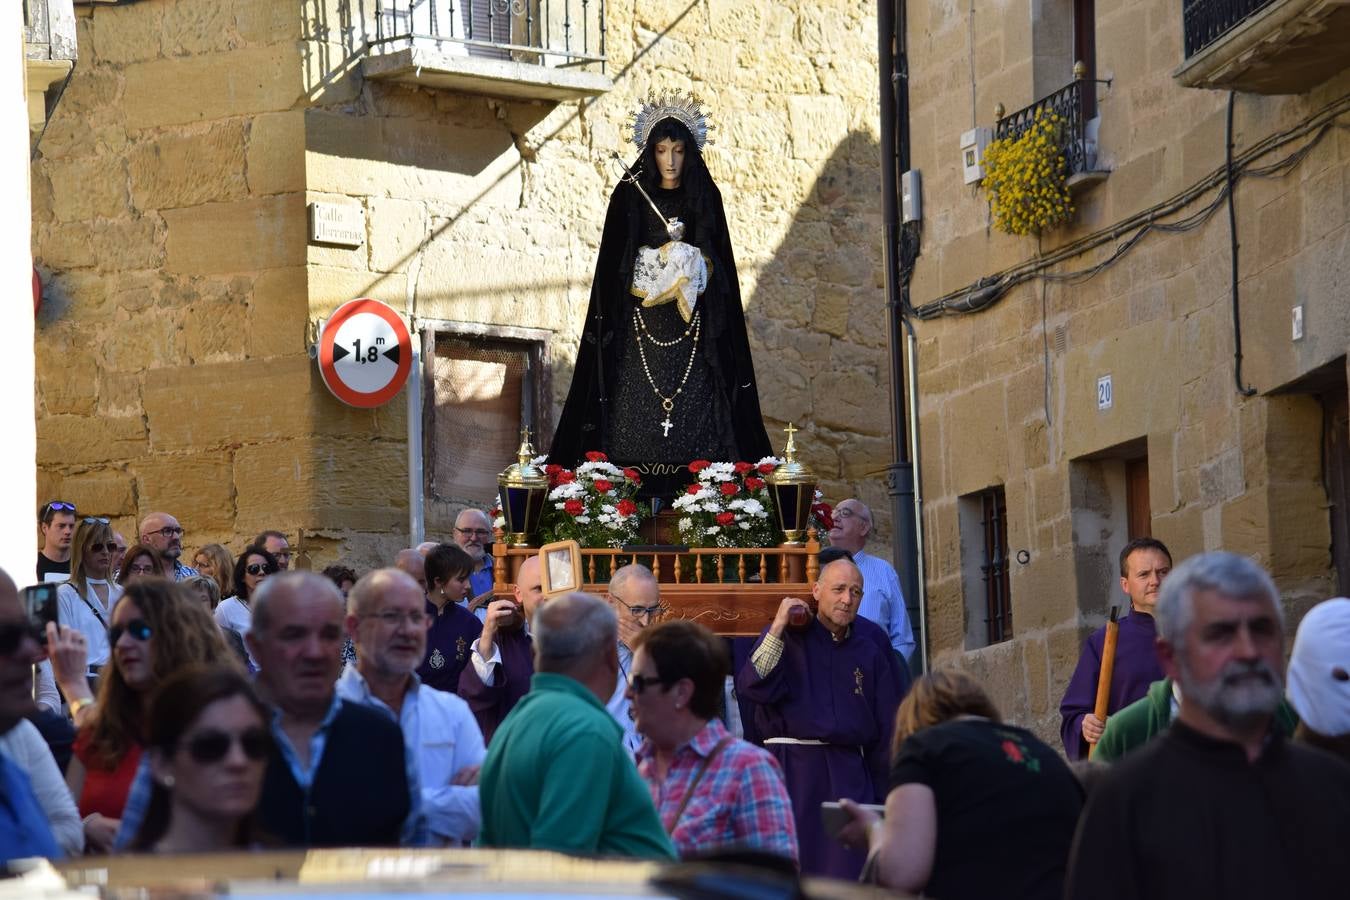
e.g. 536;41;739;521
629;92;712;153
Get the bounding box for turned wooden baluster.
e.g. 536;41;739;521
652;555;661;581
715;554;725;582
737;553;746;583
695;551;704;584
778;551;788;583
587;554;597;584
759;554;768;583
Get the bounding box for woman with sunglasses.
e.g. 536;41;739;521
627;619;799;867
116;543;167;586
129;665;271;852
48;579;232;853
55;517;124;675
215;547;278;670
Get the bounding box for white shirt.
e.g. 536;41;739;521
852;549;917;661
55;580;123;668
0;719;83;855
214;596;258;668
336;667;485;844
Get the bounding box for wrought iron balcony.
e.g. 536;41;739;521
994;75;1109;186
1183;0;1277;56
364;0;611;101
1176;0;1350;94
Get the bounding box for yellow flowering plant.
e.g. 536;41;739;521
981;109;1075;236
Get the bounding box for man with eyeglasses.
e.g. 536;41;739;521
36;501;77;584
452;509;495;620
253;531;292;571
827;499;916;664
138;512;197;582
604;564;664;753
337;569;486;845
0;567;63;861
459;555;546;743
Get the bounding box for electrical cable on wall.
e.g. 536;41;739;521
914;90;1350;322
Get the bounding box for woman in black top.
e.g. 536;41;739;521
840;669;1083;899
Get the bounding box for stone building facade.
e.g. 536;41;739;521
30;1;900;570
908;0;1350;740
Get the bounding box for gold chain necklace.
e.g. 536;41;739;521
634;311;701;438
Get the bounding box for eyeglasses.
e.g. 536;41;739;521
627;673;672;695
614;595;666;619
109;618;153;645
146;526;184;538
834;508;861;521
87;542;118;554
245;563;275;576
127;563;157;576
362;610;429;628
181;727;271;765
455;527;492;538
0;621;41;656
83;517;110;526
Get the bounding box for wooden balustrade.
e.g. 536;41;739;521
490;536;822;636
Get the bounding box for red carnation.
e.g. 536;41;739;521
544;464;562;476
557;471;577;484
686;484;703;495
689;459;712;473
733;461;754;474
757;463;777;474
719;482;739;497
745;476;766;491
585;450;608;462
617;499;638;517
623;467;641;483
593;479;613;493
715;511;736;526
812;502;835;531
563;499;585;516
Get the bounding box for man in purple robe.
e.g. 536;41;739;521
736;557;902;879
1059;537;1172;759
458;554;546;743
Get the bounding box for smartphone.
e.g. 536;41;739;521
821;800;885;841
20;583;59;646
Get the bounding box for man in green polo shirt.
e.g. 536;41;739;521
477;592;675;860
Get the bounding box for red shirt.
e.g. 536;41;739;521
73;730;142;819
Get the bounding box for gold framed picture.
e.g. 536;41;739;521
538;540;582;597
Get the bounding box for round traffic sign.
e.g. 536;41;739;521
317;298;413;408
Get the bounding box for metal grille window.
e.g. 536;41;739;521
373;0;606;68
979;487;1013;645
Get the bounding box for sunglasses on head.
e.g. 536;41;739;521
0;621;41;656
83;516;110;525
180;727;271;765
109;618;153;645
246;563;275;576
40;501;76;520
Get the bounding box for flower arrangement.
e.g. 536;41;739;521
981;108;1074;236
537;451;646;549
672;458;780;550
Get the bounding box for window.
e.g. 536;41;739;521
1069;440;1148;617
422;323;551;529
961;486;1012;648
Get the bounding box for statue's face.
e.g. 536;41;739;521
654;137;686;188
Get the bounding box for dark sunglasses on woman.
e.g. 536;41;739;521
182;727;271;764
108;619;153;645
245;563;275;577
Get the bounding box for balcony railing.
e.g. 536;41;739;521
372;0;605;69
1183;0;1277;57
995;77;1107;179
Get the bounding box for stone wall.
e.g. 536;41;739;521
31;2;903;572
908;0;1350;742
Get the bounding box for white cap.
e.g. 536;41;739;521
1287;597;1350;737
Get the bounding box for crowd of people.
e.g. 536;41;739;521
3;500;1350;898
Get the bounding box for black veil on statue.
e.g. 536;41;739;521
549;115;772;498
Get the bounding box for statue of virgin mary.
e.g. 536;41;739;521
548;94;772;495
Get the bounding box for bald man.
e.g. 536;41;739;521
827;499;915;662
394;548;428;594
138;512;197;581
458;555;546;743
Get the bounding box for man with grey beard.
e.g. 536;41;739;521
1066;552;1350;900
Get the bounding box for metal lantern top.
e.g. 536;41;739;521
767;423;815;487
498;428;548;491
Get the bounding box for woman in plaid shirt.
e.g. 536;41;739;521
629;620;798;867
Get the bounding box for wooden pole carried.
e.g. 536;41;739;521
1087;605;1120;759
